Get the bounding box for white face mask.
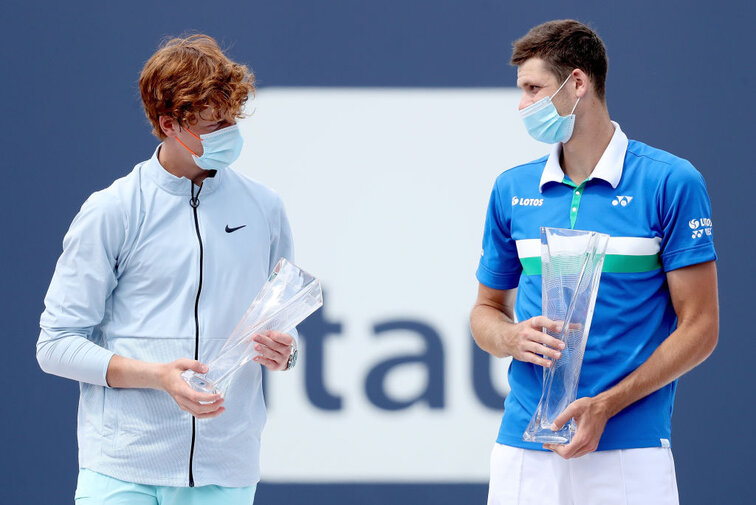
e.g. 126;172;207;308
177;124;244;170
519;75;580;144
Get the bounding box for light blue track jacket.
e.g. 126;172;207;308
37;146;294;487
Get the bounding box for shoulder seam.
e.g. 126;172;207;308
625;147;674;167
498;156;548;179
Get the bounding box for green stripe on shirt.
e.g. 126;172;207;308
520;254;662;275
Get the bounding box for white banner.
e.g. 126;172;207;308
236;88;548;482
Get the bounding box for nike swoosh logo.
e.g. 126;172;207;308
225;224;247;233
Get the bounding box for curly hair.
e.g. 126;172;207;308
139;34;255;139
511;20;608;100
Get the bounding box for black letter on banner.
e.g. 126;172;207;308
365;320;444;410
471;331;507;409
298;291;344;410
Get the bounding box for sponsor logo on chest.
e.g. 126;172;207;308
511;196;544;207
612;195;633;207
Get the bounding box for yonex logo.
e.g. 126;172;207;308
511;196;544;207
612;195;633;207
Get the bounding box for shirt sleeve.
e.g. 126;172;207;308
476;180;522;289
37;191;124;386
658;161;717;272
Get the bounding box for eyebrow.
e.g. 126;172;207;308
516;79;532;89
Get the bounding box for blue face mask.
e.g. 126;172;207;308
520;75;580;144
178;124;244;171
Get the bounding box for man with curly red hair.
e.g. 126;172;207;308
37;34;296;504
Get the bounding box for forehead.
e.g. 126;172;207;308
516;58;557;87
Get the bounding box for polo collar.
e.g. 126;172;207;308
539;121;628;192
143;144;222;196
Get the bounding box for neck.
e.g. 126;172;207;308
157;141;211;186
560;106;614;186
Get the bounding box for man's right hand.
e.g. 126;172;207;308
471;284;567;364
502;316;565;367
156;359;226;418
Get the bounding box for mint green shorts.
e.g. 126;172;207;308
74;469;257;505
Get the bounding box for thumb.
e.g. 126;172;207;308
551;404;575;431
176;358;209;374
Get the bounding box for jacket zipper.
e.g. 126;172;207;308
188;182;204;487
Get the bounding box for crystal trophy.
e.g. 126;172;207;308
182;258;323;396
523;227;609;444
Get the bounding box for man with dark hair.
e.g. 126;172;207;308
470;19;718;504
37;34;297;504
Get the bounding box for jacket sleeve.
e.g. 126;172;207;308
37;191;124;386
268;196;295;273
268;196;299;343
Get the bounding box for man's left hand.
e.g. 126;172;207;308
252;330;294;371
543;396;611;459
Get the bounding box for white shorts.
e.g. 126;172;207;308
488;443;679;505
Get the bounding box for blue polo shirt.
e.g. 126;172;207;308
476;123;716;451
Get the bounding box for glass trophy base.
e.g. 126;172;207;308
181;370;222;397
523;417;576;445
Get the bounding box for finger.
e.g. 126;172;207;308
178;397;224;416
255;332;291;353
527;339;562;360
530;329;566;351
194;402;225;416
194;407;226;419
263;330;293;346
572;442;599;459
522;351;555;368
178;393;223;409
531;316;563;334
185;388;222;405
183;404;223;418
561;436;590;459
544;443;572;459
254;354;284;371
254;343;284;361
252;333;290;354
185;403;226;418
175;358;209;374
551;404;576;431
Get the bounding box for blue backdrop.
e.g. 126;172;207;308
2;1;752;503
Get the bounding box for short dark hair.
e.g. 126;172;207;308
511;20;608;100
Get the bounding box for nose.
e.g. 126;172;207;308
518;94;532;111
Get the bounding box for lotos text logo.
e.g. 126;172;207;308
512;196;544;207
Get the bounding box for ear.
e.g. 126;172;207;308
158;116;179;138
571;68;591;99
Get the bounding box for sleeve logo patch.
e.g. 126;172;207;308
689;217;713;238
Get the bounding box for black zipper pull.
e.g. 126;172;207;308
190;180;203;208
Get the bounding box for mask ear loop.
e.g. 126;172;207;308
175;127;203;157
570;97;581;114
551;74;573;99
552;73;581;115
